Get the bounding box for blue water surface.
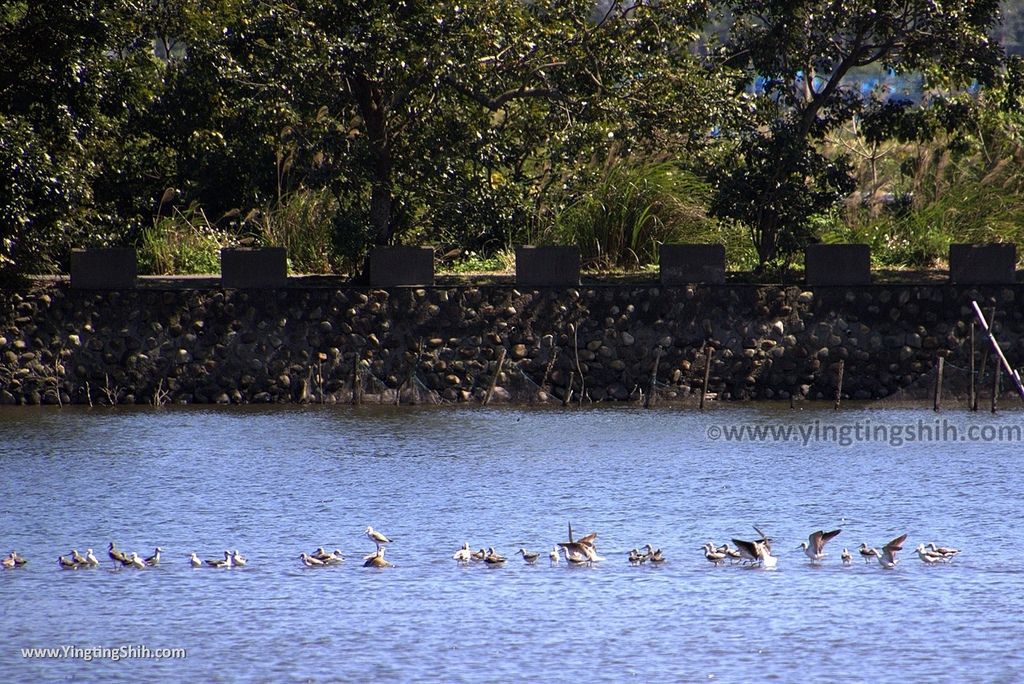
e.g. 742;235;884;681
1;404;1022;682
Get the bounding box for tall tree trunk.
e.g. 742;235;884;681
352;72;395;245
369;178;393;245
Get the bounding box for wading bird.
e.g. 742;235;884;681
798;529;842;563
877;534;908;569
365;526;393;550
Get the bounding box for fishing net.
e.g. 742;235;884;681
397;373;442;405
492;361;552;404
869;360;1022;409
321;365;441;405
647;378;703;407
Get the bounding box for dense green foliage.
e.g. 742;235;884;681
707;0;1006;273
0;0;1020;278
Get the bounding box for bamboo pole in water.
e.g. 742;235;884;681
972;300;1024;400
483;347;507;407
834;359;845;411
699;347;714;411
933;355;943;412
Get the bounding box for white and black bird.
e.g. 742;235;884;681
858;542;879;564
484;548;507;565
702;543;726;566
453;543;472;563
926;542;960;560
732;535;777;569
205;551;233;568
518;548;539;564
561;546;591;566
300;553;326;568
108;542;128;567
363;547;394;568
322;550;344;565
915;543;946;564
365;526;393;550
124;552;147;570
144;547;162;567
877;533;908;569
798;529;842;563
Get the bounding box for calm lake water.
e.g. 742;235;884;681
1;403;1023;682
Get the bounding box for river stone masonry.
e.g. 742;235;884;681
0;283;1020;405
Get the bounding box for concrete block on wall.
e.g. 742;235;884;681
70;248;137;289
367;246;435;286
515;246;581;287
221;247;288;288
949;243;1016;284
805;244;871;286
660;243;726;285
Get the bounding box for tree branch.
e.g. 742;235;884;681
444;76;569;111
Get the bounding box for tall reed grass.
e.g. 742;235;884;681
824;111;1024;268
550;162;727;270
251;189;339;274
138;203;235;275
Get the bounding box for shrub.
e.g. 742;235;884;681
551;161;720;270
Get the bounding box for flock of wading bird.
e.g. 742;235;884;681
3;523;962;573
700;526;960;569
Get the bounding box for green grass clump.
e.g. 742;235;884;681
551;161;723;270
138;204;234;275
252;189;339;274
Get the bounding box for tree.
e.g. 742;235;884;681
708;0;1005;272
3;0;731;275
182;0;729;262
0;0;165;276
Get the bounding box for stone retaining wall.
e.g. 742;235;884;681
0;283;1020;405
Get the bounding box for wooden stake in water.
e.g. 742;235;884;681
834;359;845;411
563;371;576;407
352;355;362;406
977;306;995;390
483;347;507;407
969;323;977;412
699;348;714;411
992;363;1000;414
644;348;662;409
540;337;558;392
933;355;944;412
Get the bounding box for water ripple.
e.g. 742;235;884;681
1;404;1022;681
